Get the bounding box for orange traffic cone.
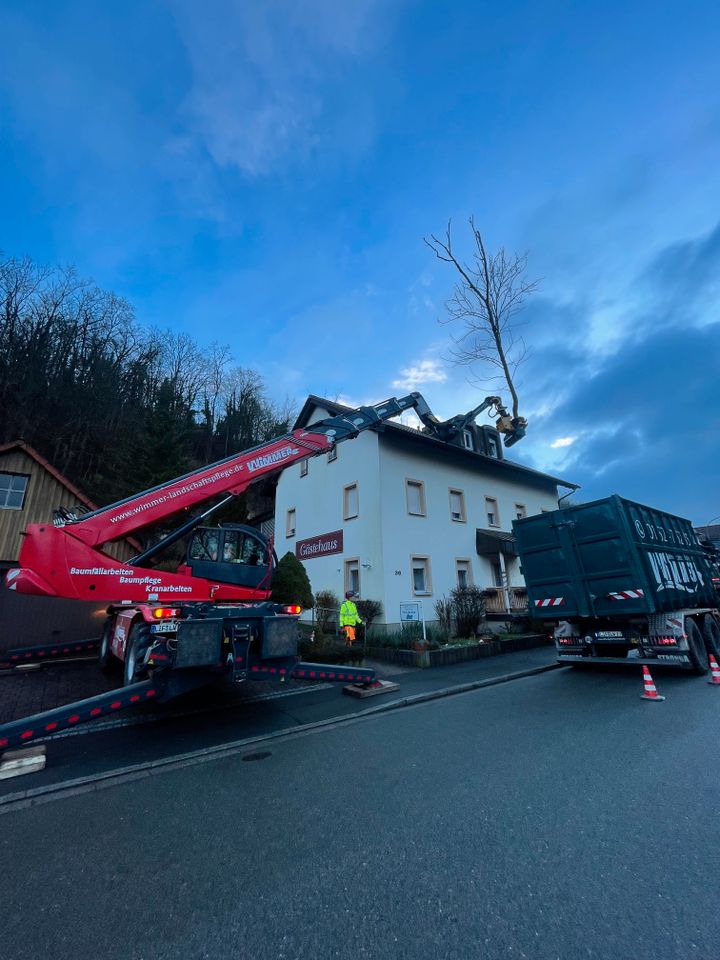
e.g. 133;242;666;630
708;655;720;685
640;665;665;701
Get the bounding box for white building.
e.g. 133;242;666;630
271;396;577;627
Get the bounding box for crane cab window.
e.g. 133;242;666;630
222;530;268;566
189;530;220;562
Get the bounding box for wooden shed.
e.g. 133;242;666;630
0;440;136;653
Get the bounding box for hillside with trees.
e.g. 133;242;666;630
0;254;294;507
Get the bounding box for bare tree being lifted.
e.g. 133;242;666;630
424;216;539;426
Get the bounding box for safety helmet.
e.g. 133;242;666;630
345;590;355;599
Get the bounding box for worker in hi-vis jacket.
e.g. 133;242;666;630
339;591;363;646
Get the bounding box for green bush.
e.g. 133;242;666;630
356;598;383;631
270;552;313;609
314;589;339;638
451;586;486;638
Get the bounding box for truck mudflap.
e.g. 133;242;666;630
557;653;693;668
0;679;161;751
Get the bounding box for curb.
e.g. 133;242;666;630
0;661;564;813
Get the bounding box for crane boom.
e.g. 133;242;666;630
6;393;421;602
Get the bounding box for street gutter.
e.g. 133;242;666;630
0;660;564;813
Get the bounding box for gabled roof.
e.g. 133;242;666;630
0;440;142;550
0;440;96;509
295;395;579;491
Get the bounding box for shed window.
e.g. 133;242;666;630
0;473;29;510
286;508;296;538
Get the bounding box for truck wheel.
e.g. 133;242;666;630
123;622;151;686
98;618;117;673
702;615;720;662
686;619;709;675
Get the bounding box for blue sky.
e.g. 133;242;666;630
1;0;719;523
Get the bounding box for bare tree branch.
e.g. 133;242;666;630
424;217;540;420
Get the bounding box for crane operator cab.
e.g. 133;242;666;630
185;524;273;590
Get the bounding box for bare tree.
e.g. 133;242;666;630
424;217;539;420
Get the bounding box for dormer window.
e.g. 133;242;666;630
487;435;499;458
462;430;474;451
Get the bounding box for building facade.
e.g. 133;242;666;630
0;440;136;652
273;398;577;627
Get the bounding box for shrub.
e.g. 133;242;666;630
314;589;340;637
434;597;453;636
270;552;313;609
451;585;486;638
355;598;383;631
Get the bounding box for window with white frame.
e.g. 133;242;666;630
300;459;308;477
406;479;426;517
515;503;527;520
327;447;337;463
286;508;296;537
344;558;360;596
411;556;432;595
449;488;466;522
491;561;504;587
0;473;29;510
487;435;500;458
343;483;359;520
485;496;500;527
456;559;473;589
462;429;474;450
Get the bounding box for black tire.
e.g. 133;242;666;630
98;618;117;673
686;619;709;675
703;615;720;662
123;622;152;686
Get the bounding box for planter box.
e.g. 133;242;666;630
365;634;549;669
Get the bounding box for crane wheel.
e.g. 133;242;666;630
98;618;117;673
123;622;152;686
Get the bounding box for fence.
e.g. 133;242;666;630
482;586;528;614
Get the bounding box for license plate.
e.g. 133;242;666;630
595;631;624;638
151;620;179;634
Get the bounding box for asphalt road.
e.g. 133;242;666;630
0;647;555;795
3;664;720;960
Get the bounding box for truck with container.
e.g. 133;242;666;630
512;495;720;673
0;392;527;750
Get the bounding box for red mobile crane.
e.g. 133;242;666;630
0;393;526;749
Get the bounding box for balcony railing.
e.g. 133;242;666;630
482;586;528;614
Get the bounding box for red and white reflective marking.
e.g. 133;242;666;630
609;589;644;600
534;597;565;607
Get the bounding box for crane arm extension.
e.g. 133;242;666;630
51;393;422;547
6;394;423;601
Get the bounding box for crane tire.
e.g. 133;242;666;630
123;622;152;686
98;618;117;673
686;619;709;675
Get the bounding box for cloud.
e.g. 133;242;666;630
392;358;448;391
168;0;395;176
550;437;576;449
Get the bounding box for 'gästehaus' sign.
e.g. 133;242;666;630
295;530;344;560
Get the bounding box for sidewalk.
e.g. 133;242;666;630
0;645;558;725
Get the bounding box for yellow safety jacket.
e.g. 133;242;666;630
339;600;362;627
